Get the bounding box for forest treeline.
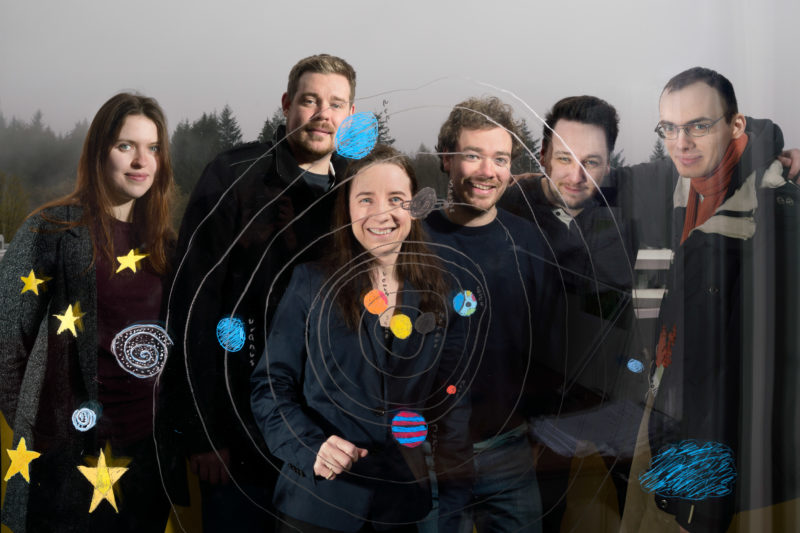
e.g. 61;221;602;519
0;103;543;243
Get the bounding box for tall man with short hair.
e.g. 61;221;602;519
424;96;557;532
642;67;799;533
501;95;642;531
162;54;356;531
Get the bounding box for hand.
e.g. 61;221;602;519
190;448;231;485
777;148;800;182
313;435;368;481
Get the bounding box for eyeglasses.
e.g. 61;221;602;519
654;116;725;140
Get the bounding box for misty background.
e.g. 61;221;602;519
1;0;798;240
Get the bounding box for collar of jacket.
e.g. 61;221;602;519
272;124;349;189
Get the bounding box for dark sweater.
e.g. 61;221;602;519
423;208;556;442
95;219;163;445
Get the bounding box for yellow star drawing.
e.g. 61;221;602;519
54;302;85;337
115;249;148;274
77;447;129;513
20;270;48;295
4;437;41;483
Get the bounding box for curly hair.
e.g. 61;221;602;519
435;96;524;172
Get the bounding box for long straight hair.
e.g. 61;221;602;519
327;144;448;330
33;92;175;274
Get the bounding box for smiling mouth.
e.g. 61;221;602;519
469;182;495;192
126;173;149;180
368;228;395;235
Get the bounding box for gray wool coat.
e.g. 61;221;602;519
0;204;99;533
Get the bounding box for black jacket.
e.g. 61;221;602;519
648;125;800;532
161;126;348;490
250;263;472;531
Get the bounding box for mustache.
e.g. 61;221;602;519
304;122;335;134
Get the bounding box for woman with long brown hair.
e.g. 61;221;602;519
0;92;175;532
251;144;472;532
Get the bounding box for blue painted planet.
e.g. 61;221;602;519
335;112;378;160
453;290;478;317
639;440;736;500
627;358;644;373
216;317;246;352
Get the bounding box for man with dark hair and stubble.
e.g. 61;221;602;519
502;95;637;292
423;96;560;533
500;95;643;532
161;54;356;532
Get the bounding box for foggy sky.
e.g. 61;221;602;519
1;0;798;164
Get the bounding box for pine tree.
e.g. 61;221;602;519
610;149;626;169
410;144;447;197
218;105;243;150
30;110;45;132
375;101;395;146
650;138;667;161
511;118;541;175
0;171;30;242
170;112;221;193
258;107;285;143
0;111;62;207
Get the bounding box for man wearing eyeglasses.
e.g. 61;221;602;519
640;67;800;533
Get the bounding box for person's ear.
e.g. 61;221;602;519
731;113;746;139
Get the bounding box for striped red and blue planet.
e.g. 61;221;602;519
391;411;428;448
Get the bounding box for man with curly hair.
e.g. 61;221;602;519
424;96;559;532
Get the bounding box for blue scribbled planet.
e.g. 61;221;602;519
391;411;428;448
335;112;378;160
216;317;246;352
627;358;644;373
453;290;478;317
639;440;737;500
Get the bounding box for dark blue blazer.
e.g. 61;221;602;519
251;263;472;531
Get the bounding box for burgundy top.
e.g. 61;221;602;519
94;219;163;445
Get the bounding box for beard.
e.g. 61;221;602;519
286;122;336;164
543;177;592;212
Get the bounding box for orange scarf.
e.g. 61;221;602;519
680;133;749;244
